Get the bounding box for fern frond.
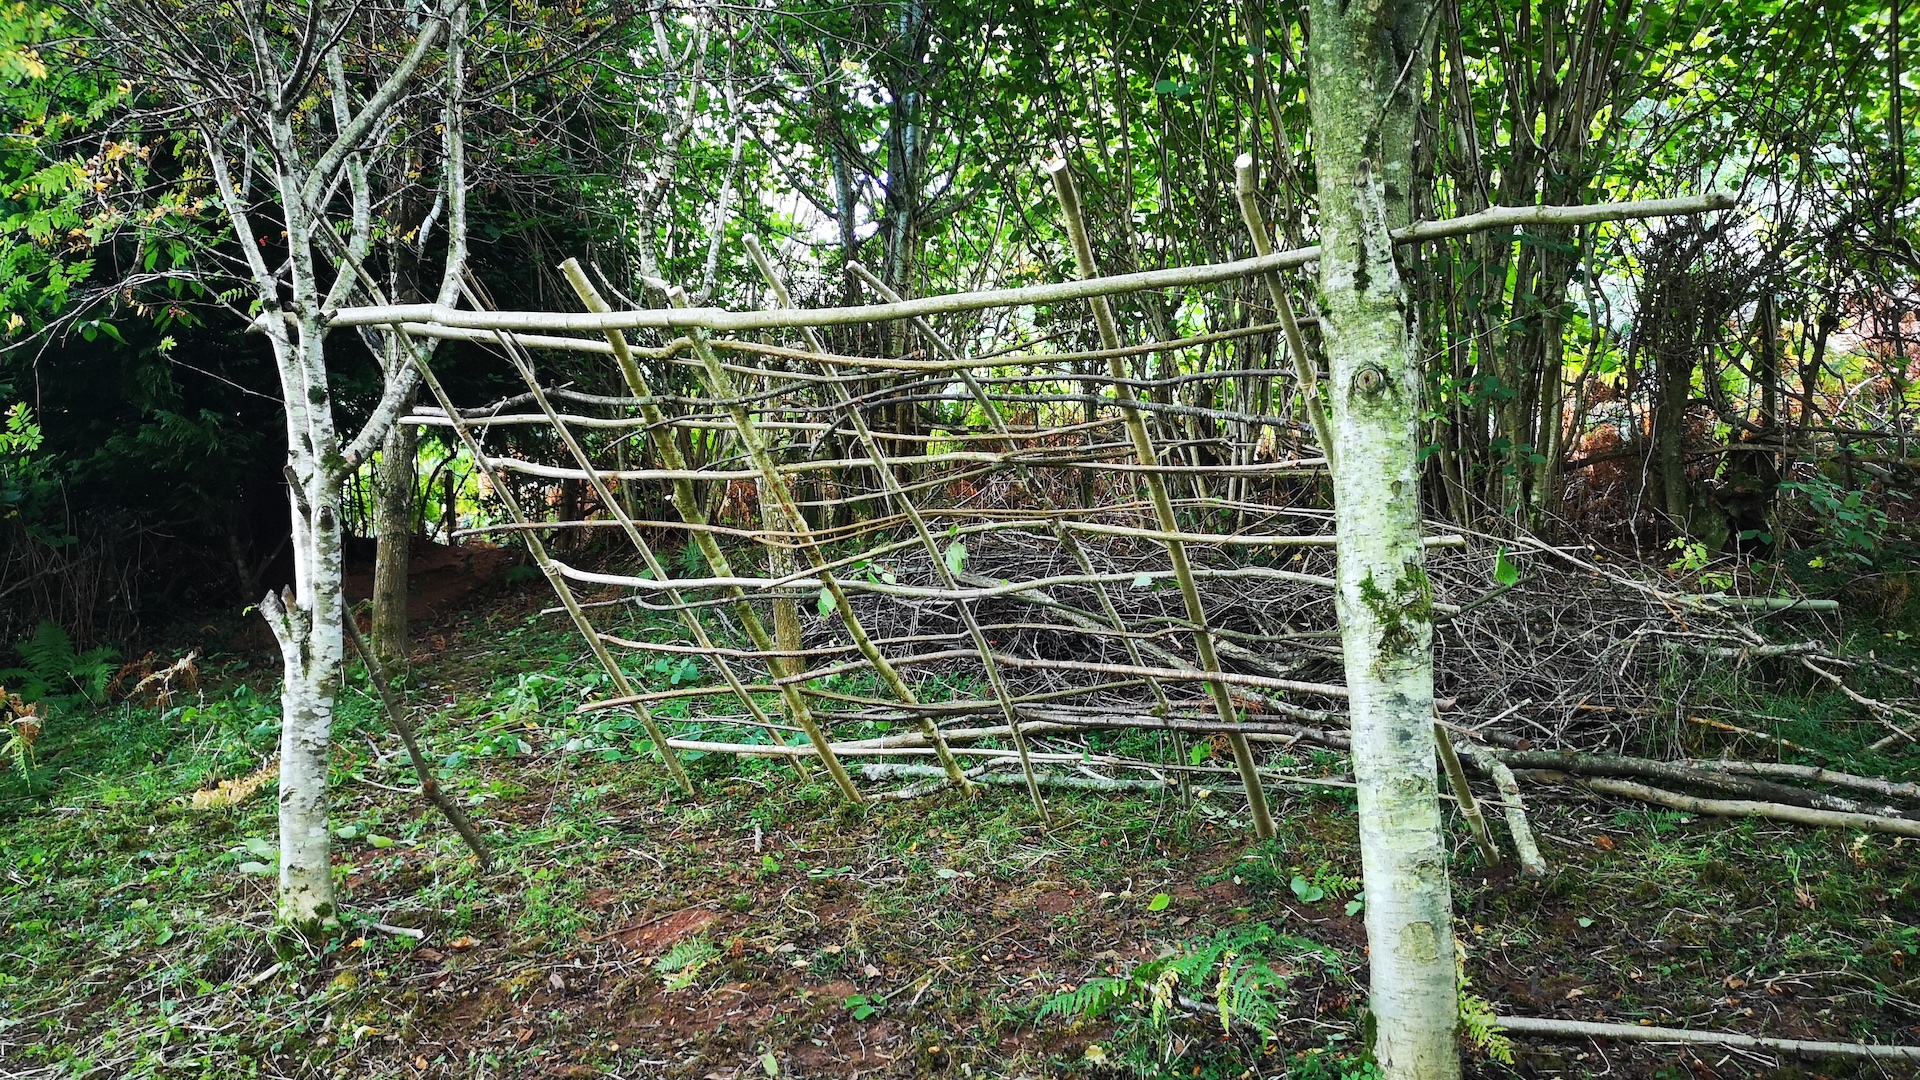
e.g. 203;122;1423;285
1459;992;1514;1065
1038;977;1130;1024
72;646;119;699
17;620;76;675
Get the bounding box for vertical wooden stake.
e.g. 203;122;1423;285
1047;157;1277;840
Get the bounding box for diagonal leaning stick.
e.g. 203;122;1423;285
343;610;493;869
1234;152;1337;471
843;259;1192;801
402;335;696;796
1047;157;1278;840
557;261;966;800
651;276;978;798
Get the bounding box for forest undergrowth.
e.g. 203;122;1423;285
2;556;1919;1080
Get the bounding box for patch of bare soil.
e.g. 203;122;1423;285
611;907;721;956
342;539;519;624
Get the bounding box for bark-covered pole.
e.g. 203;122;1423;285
371;375;416;676
1308;0;1458;1074
1046;159;1277;841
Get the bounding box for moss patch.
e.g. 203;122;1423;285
1358;559;1434;660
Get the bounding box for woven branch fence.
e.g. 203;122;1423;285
385;175;1733;833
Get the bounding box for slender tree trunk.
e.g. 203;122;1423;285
111;0;469;946
371;393;416;676
1656;334;1694;530
270;508;344;939
1309;0;1460;1075
262;316;350;942
443;455;460;541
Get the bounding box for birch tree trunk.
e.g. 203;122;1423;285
1308;0;1459;1075
264;392;348;940
95;0;471;941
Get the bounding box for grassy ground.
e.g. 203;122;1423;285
3;580;1919;1079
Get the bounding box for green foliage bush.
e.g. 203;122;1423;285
1038;922;1345;1068
0;620;117;706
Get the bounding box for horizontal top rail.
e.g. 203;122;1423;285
323;193;1730;334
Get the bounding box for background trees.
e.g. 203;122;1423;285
11;0;1916;645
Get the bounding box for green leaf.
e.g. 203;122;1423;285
943;541;967;576
243;836;276;859
1131;572;1154;588
816;588;836;617
237;860;271;876
1289;875;1325;903
1188;741;1212;765
1345;895;1365;917
1577;916;1594;928
1147;892;1171;912
333;825;359;840
367;834;395;849
760;1052;780;1076
1492;548;1519;588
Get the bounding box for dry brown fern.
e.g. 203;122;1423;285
110;650;201;710
179;757;278;811
2;688;41;773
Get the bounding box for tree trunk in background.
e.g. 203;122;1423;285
372;403;416;676
1309;0;1460;1073
759;476;805;676
1655;340;1693;531
1638;232;1709;535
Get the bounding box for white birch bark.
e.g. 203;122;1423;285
1308;0;1459;1074
137;0;468;940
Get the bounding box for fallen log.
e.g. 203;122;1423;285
1494;1014;1920;1063
1497;749;1904;818
1564;776;1920;839
1681;759;1920;803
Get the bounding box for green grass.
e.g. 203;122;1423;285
3;586;1920;1077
